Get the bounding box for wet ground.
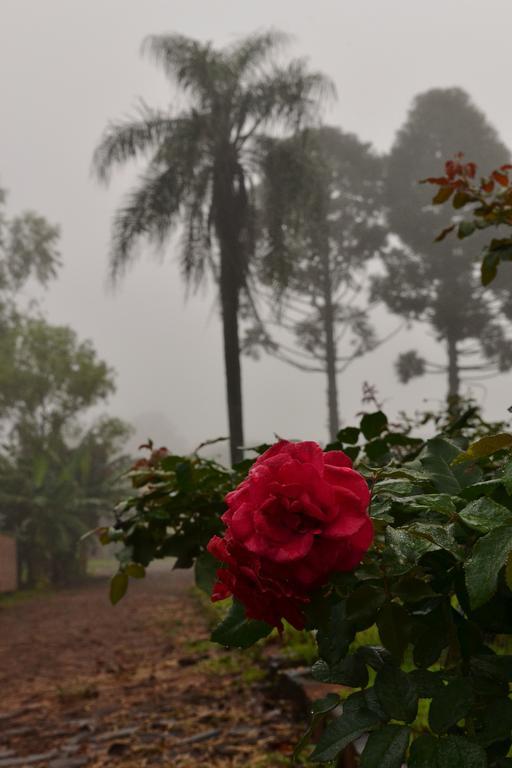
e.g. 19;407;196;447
0;570;304;767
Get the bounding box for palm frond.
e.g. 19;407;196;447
142;34;224;105
92;108;174;182
109;164;183;280
227;29;290;77
237;59;335;142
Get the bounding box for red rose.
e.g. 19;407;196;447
208;440;372;630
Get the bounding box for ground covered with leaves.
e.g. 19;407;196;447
0;570;306;768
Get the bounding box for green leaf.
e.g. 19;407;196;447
459;498;512;533
413;613;449;669
432;185;454;205
474;697;512;747
110;571;128;605
211;600;272;649
337;426;360;444
385;526;437;566
310;709;381;762
311;692;341;715
316;601;355;664
453;190;472;209
194;550;218;595
356;645;392;671
460;479;504;500
454;433;512;463
346;585;386;631
343;445;361;462
481;248;500;285
365;438;390;462
457;220;476;238
360;724;411;768
506;551;512;593
399;493;457;516
312;653;369;688
360;411;388;440
465;525;512;608
124;562;145;579
409;734;487;768
293;693;341;762
428;678;474;734
394;576;437;603
344;687;388;721
409;669;445;698
407;523;463;560
420;455;461;494
377;603;410;662
503;459;512;494
375;664;418;723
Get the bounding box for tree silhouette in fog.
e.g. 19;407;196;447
374;88;512;401
247;127;389;440
93;31;332;464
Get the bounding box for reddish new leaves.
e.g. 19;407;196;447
423;153;512;284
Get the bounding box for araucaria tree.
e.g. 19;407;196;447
374;88;512;401
250;126;388;440
93;31;332;464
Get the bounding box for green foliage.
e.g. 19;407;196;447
210;600;273;649
0;213;129;587
106;401;512;766
101;441;261;600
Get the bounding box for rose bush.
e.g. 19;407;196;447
101;406;512;767
208;440;372;630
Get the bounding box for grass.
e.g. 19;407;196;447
0;586;54;608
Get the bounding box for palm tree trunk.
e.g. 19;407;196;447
213;158;245;466
320;247;339;442
219;260;244;465
447;334;460;404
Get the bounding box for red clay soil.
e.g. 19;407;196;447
0;570;305;768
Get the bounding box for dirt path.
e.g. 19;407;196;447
0;571;304;767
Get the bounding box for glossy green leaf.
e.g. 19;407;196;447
465;524;512;608
459;497;512;533
211;600;272;648
310;709;381;762
385;526;437;566
316;601;355;664
428;678;474;734
311;692;341;715
377;603;410;662
360;724;411;768
503;459;512;494
506;551;512;593
474;697;512;747
409;734;486;768
312;653;369;688
420;455;461;494
346;585;386;630
407;523;463;560
375;664;418;723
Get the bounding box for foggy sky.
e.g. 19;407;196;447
1;0;511;454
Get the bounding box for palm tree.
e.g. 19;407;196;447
93;31;332;464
